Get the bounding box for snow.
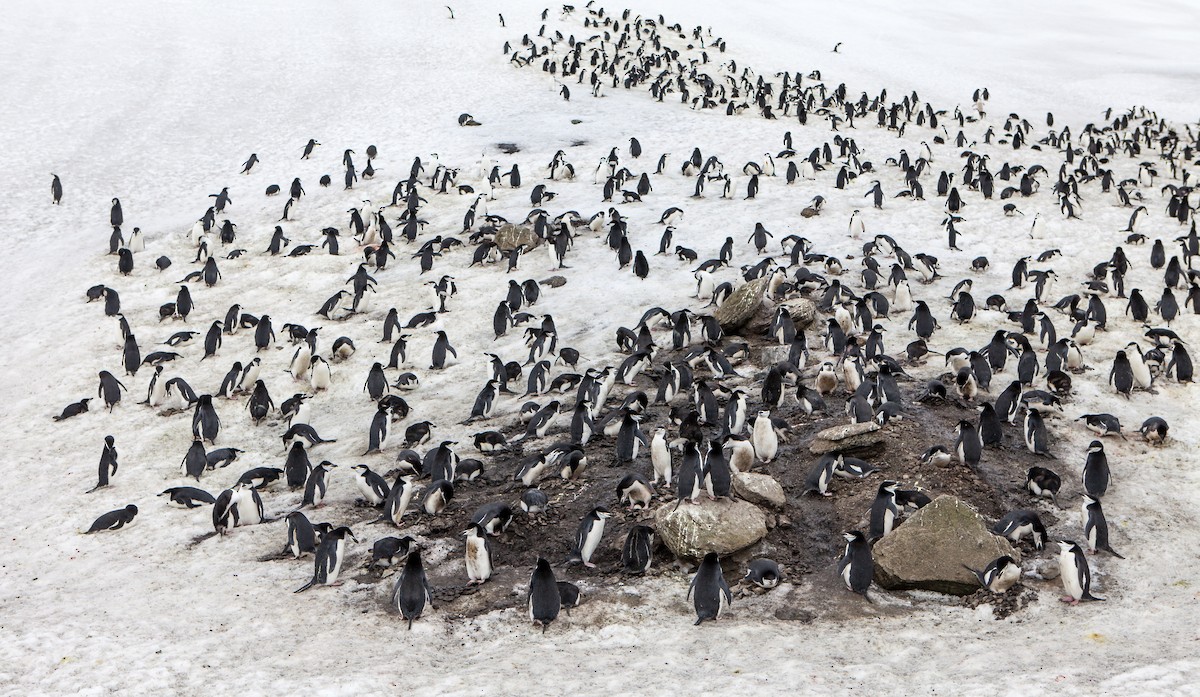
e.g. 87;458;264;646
2;0;1200;693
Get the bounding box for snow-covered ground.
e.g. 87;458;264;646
2;1;1199;694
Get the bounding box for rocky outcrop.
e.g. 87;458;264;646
808;421;885;455
714;277;769;331
655;499;769;560
495;224;540;252
873;495;1020;595
732;472;786;509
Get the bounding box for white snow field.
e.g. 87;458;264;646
2;0;1200;694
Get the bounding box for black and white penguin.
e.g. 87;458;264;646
158;486;215;508
84;504;138;533
368;536;415;571
392;548;433;629
528;557;560;633
283;511;318;559
295;526;357;593
993;510;1047;550
87;435;118;493
1057;540;1104;604
381;474;422;526
520;488;549;516
1081;440;1110;498
616;473;654;510
962;555;1021;593
351;464;390;506
463;523;493;584
302;461;336;508
1025;466;1061;505
622;525;655;575
744;558;782;589
1139;416;1169;444
569;506;612;568
868;481;901;539
689;552;732;625
1082;495;1124;559
838;530;873;597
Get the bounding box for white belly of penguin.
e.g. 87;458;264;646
580;521;606;563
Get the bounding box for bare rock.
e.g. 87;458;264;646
732;472;786;509
873;495;1020;596
808;421;885;455
654;499;769;561
714;277;769;332
495;224;541;252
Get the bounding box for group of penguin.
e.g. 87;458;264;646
63;2;1198;630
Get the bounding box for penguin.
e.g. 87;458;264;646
622;525;655;575
689;552;733;625
569;506;612;568
294;526;357;593
236;466;284;490
158;486;216;508
302;461;336;508
1057;540;1104;604
1025;466;1061;505
283;511;318;559
1139;416;1169;444
752;410;778;463
838;531;873;597
393;549;433;629
1109;350;1134;398
421;479;454;515
520;488;549;516
97;371;127;412
1023;408;1051;457
87;435;118;493
744;559;782;589
382;474;422;526
614;412;648;462
1082;495;1124;559
84;504;138;533
367;535;414;572
650;428;672;486
954;420;982;466
51;174;62;204
703;439;732;501
993;510;1047;550
1081;440;1110;498
674;441;703;508
351;464;390;506
868;481;901;540
963;556;1021;594
528;557;561;633
615;471;654;509
463;523;493;584
430;330;457;369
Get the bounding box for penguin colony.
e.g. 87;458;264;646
63;3;1197;629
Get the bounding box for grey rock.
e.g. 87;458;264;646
495;224;541;252
714;277;769;332
873;495;1020;595
732;472;786;509
655;499;769;560
808;421;885;455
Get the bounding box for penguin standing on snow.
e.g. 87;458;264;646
1081;440;1110;497
295;526;357;592
528;557;560;633
393;548;433;629
1082;495;1124;559
51;174;63;204
87;435;118;493
1057;540;1104;604
689;552;732;625
283;511;319;559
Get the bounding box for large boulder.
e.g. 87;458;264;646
732;472;786;509
495;224;541;252
808;421;885;455
655;499;769;560
714;277;769;332
873;495;1020;595
746;297;818;337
